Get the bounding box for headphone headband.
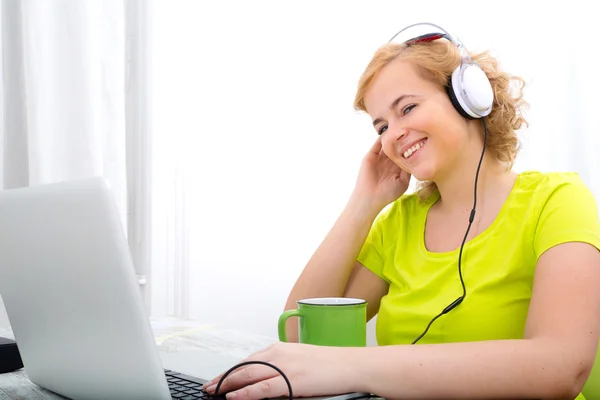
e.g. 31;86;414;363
388;22;471;64
388;22;457;45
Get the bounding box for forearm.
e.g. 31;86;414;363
284;194;380;340
350;339;586;400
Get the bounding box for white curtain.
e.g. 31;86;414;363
0;0;152;327
149;1;600;338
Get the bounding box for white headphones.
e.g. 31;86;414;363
388;22;494;119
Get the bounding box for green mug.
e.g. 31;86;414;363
278;297;367;347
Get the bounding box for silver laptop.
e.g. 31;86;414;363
0;177;372;400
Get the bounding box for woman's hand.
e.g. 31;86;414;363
202;342;361;400
353;137;411;212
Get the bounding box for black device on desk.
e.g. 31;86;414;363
0;337;24;374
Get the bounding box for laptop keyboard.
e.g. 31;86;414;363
164;369;226;399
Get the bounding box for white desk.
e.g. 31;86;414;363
0;318;277;400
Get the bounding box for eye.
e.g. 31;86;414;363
377;125;388;136
402;104;416;115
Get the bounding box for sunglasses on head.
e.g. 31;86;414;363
404;32;452;45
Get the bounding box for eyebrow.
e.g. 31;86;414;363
372;94;418;127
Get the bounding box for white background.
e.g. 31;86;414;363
149;0;599;343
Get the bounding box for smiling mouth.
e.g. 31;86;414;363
403;139;427;159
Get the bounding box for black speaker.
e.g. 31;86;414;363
0;337;24;374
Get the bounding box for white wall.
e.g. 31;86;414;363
146;0;598;343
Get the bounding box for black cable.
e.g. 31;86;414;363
213;360;293;400
212;360;379;399
411;118;488;345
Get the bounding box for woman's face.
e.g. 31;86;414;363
364;58;470;182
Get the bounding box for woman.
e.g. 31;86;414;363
203;24;600;399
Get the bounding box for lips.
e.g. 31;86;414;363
402;138;427;159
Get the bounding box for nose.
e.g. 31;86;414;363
381;126;408;156
384;124;409;143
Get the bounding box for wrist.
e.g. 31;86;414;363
345;192;383;222
335;346;378;395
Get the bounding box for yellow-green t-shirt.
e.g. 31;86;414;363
358;171;600;347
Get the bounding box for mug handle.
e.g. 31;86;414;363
277;309;302;342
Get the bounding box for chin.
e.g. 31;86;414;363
408;167;436;183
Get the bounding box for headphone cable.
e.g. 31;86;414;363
213;360;293;399
411;118;488;345
212;359;380;399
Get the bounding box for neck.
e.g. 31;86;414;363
433;132;515;215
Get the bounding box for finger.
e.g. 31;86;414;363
369;136;382;155
204;365;278;395
203;347;272;388
225;376;288;400
203;364;251;389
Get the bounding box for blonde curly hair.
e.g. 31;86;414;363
353;39;529;198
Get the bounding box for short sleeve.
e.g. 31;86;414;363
357;207;392;283
534;174;600;259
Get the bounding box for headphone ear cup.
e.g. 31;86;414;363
448;63;494;119
446;69;475;120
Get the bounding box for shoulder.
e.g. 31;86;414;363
516;170;599;227
511;171;597;217
375;188;435;225
518;170;594;197
517;171;600;256
366;188;436;244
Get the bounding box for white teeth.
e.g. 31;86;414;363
403;139;426;159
